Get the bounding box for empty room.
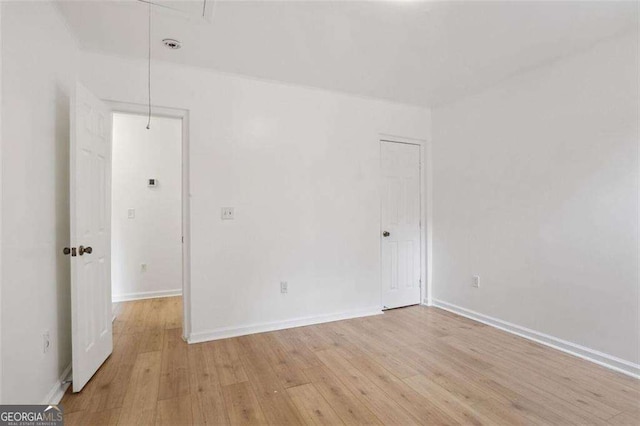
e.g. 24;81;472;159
0;0;638;425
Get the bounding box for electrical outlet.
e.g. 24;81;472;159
141;263;148;272
280;281;288;294
43;331;51;354
472;275;480;288
221;207;235;220
127;208;135;219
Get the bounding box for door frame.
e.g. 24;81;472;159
106;100;192;341
379;134;432;307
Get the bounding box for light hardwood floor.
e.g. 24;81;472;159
61;297;640;425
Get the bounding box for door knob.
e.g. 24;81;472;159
78;245;93;255
383;231;390;237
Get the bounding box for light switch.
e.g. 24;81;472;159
128;208;135;219
221;207;234;220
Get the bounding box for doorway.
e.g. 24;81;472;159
108;101;191;343
380;140;422;309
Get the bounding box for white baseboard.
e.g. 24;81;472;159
43;363;72;405
432;299;640;379
188;306;383;344
112;289;182;303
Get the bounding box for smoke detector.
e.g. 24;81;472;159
162;39;182;49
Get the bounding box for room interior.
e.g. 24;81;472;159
0;0;638;424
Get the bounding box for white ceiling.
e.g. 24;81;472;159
57;0;638;107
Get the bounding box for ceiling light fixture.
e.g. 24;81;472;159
163;39;182;49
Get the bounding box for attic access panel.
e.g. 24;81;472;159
139;0;215;22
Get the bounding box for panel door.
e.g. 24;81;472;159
381;141;421;309
70;82;113;392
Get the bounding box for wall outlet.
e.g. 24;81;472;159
221;207;235;220
472;275;480;288
280;281;288;294
141;263;148;272
43;330;51;354
127;208;135;219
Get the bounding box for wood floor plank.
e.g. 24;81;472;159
60;380;96;414
221;381;268;425
315;349;421;425
274;328;323;370
389;342;501;406
117;351;162;426
330;320;419;379
498;349;640;412
481;349;622;420
138;299;166;353
508;343;640;403
158;328;190;401
61;330;127;413
485;365;611;425
188;343;230;425
64;408;121;426
315;322;368;359
287;383;345;425
86;331;142;411
302;366;383;425
113;301;135;336
469;397;557;426
124;299;152;335
403;374;493;426
347;355;457;424
164;297;182;330
608;411;640;425
237;334;307;424
258;332;312;389
156;395;193;426
287;325;336;353
208;338;249;387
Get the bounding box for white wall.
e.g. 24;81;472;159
431;33;639;368
80;52;431;340
1;2;78;403
112;113;182;301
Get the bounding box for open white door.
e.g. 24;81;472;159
381;141;421;309
70;82;113;392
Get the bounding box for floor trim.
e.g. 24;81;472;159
432;299;640;379
188;306;383;344
112;289;182;303
43;363;72;405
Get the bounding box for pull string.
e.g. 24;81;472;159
146;0;152;129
